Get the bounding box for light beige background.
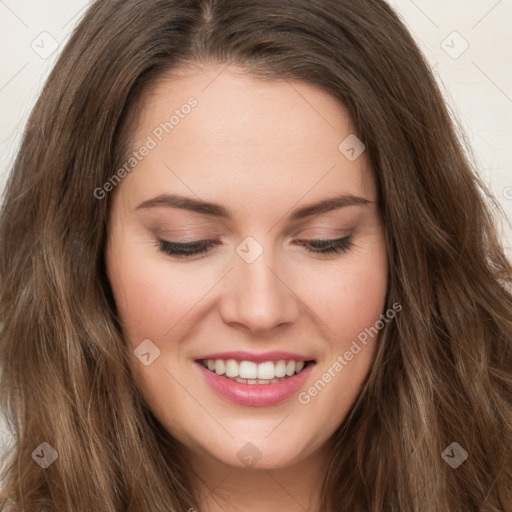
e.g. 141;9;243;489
0;0;511;446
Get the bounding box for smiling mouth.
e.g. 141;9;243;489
198;358;316;384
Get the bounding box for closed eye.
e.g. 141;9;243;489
155;235;353;259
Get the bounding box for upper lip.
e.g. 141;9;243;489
194;351;315;364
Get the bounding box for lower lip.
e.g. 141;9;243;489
195;361;315;407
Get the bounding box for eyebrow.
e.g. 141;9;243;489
135;193;372;221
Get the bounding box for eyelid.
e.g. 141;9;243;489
158;229;350;245
152;221;351;244
291;227;354;242
155;229;222;241
156;233;353;259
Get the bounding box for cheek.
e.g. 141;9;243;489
299;246;388;347
108;252;199;347
294;249;388;421
337;267;387;337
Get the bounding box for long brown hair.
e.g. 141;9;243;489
0;0;511;510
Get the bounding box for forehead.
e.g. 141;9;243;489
118;64;376;211
135;63;355;149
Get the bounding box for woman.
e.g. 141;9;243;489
0;0;510;510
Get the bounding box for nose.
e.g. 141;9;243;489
219;246;300;335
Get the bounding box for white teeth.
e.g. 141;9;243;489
214;359;225;375
257;361;275;380
202;358;311;380
225;359;238;377
286;360;296;376
239;361;258;379
274;360;287;377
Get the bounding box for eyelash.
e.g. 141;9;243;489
155;235;353;259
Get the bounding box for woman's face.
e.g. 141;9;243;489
105;64;388;471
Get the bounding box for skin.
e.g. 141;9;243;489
105;63;388;512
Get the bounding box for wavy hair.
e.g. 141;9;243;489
0;0;511;510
